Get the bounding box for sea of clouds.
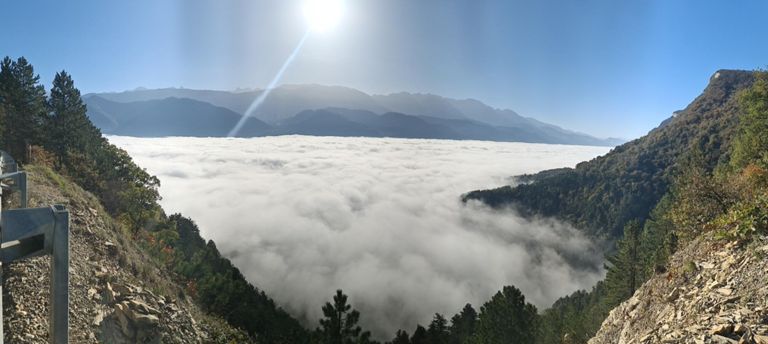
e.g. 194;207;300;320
109;135;610;338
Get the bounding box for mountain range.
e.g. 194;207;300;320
83;85;622;146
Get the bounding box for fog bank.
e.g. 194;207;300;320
110;135;610;337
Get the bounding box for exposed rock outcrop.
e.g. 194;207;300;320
589;235;768;344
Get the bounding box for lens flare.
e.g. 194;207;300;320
228;31;310;137
229;0;345;137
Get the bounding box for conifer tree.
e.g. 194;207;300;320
410;326;428;344
604;219;643;305
390;330;410;344
470;286;538;344
638;195;676;275
47;70;94;166
317;289;371;344
0;56;47;163
426;313;449;344
448;304;477;344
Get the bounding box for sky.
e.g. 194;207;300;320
111;135;609;337
2;0;768;139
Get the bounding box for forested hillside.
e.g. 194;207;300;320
587;70;768;343
464;70;754;238
460;70;768;343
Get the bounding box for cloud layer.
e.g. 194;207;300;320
110;135;610;338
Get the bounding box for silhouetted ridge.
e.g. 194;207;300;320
85;96;272;137
85;84;621;146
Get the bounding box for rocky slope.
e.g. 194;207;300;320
588;234;768;344
2;165;251;343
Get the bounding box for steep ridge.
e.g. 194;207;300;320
585;69;768;344
588;234;768;344
3;165;251;343
464;70;756;238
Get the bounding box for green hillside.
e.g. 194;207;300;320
464;70;755;238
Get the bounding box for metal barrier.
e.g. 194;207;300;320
0;151;69;344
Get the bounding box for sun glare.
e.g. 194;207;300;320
303;0;344;33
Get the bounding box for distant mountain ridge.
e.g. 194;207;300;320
86;96;271;137
84;84;622;146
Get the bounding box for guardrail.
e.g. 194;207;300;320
0;151;69;344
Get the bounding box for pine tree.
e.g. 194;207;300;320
0;56;47;163
448;304;477;344
470;286;538;344
604;219;643;305
639;195;677;275
46;70;94;166
0;57;13;147
426;314;449;344
316;289;371;344
390;330;410;344
410;326;428;344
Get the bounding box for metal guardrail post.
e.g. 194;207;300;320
0;151;69;344
50;205;69;344
0;171;27;208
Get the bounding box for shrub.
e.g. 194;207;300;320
714;193;768;240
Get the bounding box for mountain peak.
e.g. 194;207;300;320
707;69;755;94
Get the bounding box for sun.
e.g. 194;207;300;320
303;0;345;33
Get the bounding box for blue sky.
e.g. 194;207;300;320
2;0;767;139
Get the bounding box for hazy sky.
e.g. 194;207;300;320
2;1;767;138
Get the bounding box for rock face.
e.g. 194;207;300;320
100;283;178;343
589;235;768;344
2;165;250;343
